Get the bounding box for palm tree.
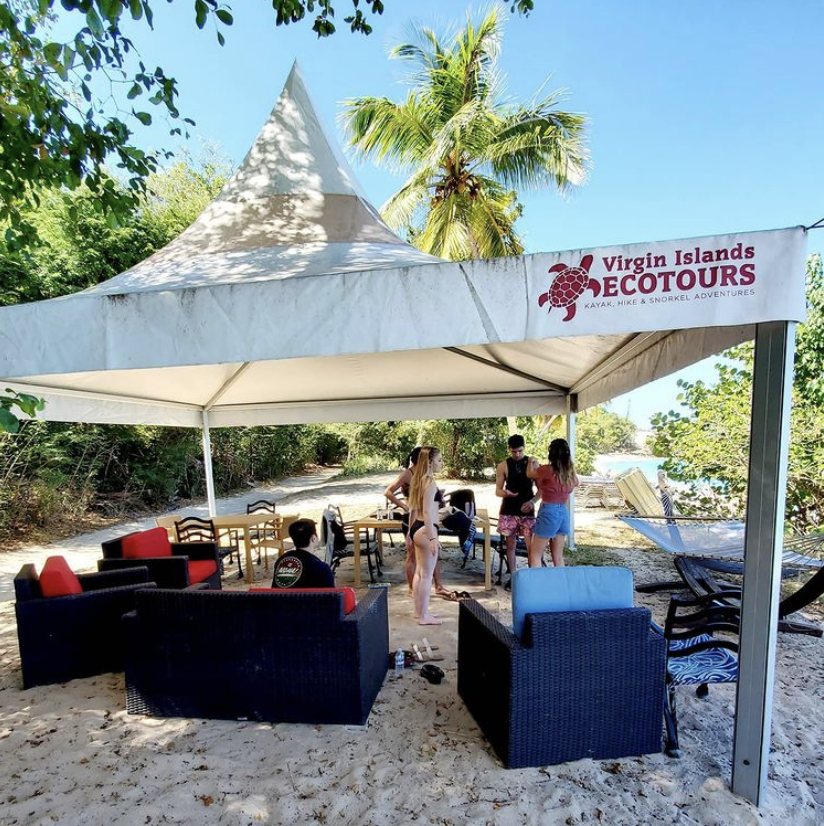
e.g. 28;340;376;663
342;5;589;261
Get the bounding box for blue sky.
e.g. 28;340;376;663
63;0;824;426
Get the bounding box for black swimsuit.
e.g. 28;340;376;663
410;520;438;541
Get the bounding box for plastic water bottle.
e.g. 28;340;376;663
394;648;405;676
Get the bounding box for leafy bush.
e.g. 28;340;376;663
338;454;398;477
651;255;824;531
419;418;509;478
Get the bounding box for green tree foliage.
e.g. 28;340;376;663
271;1;533;37
331;421;419;469
342;4;587;260
0;419;331;540
514;405;637;478
0;150;229;305
421;417;510;478
576;406;637;455
0;1;536;251
651;255;824;531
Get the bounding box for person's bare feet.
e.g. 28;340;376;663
418;614;443;625
434;585;451;597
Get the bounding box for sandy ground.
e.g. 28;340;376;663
0;469;822;825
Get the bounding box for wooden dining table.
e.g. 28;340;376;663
156;512;299;585
350;509;493;589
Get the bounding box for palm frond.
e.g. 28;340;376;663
485;96;589;190
419;195;476;261
468;191;524;259
452;5;503;107
379;171;431;231
341;94;434;169
390;25;450;90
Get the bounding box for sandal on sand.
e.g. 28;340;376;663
439;590;461;602
412;643;444;663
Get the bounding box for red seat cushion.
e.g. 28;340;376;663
249;587;357;615
39;556;83;598
121;527;172;559
188;560;218;584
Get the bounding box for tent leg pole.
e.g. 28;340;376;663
566;395;577;551
201;410;217;517
731;321;795;806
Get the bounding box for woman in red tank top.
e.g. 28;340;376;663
526;438;579;567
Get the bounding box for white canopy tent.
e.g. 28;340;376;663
0;64;809;804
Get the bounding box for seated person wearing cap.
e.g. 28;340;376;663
271;518;335;589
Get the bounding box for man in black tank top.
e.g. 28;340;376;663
495;434;540;590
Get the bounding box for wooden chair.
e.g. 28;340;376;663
176;516;242;580
247;500;277;569
273;514;301;559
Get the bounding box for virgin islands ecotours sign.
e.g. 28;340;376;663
524;227;807;335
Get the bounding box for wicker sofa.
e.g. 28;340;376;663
14;564;155;688
99;527;221;590
123;585;389;725
458;591;665;768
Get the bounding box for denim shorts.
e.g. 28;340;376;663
534;502;570;539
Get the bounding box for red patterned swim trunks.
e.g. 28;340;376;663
498;514;536;541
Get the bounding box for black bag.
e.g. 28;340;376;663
448;489;476;519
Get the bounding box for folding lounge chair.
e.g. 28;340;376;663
614;467;666;517
673;555;824;638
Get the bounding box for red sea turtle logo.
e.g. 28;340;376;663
537;254;601;321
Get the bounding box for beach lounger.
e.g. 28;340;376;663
578;477;626;509
614;467;666;517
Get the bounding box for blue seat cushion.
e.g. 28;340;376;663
667;634;739;685
512;566;634;639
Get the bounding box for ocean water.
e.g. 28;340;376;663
594;456;665;481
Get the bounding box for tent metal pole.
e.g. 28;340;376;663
201;410;217;517
731;320;795;805
566;394;577;550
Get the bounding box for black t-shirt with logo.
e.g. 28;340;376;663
271;549;335;589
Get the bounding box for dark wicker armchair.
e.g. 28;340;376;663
14;564;155;688
99;527;221;590
123;585;389;725
458;598;665;767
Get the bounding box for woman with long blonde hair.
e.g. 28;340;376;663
526;438;579;568
408;446;444;625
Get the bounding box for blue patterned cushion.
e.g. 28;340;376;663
667;634;738;685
